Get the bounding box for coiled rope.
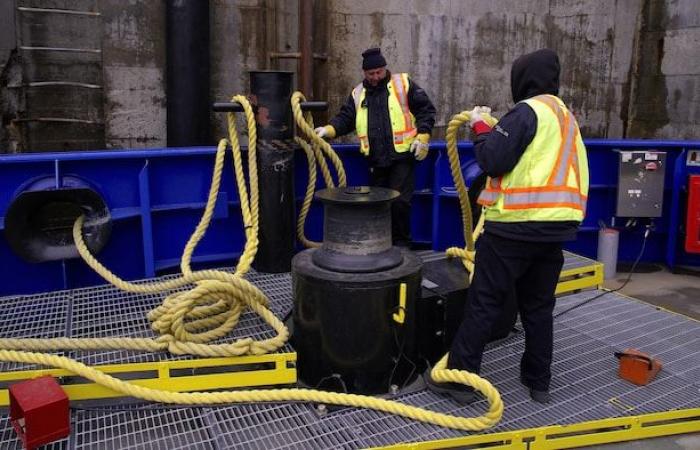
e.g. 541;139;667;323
0;96;503;432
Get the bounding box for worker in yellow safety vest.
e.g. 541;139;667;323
425;49;589;405
315;47;436;247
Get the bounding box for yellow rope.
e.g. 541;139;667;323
0;95;504;432
291;91;347;248
0;96;287;358
0;350;501;431
444;110;498;279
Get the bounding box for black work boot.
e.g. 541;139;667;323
423;369;476;405
520;374;551;404
529;389;551;404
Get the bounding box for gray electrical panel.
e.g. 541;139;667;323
616;151;666;217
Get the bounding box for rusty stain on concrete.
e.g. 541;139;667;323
627;0;671;138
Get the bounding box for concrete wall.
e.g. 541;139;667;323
210;0;300;140
101;1;166;149
1;0;698;152
324;0;625;138
322;0;661;139
1;0;105;152
626;0;700;139
0;0;20;153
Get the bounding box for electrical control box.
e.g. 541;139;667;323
616;151;667;217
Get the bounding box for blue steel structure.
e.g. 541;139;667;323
1;139;698;296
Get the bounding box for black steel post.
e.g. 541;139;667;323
166;0;210;146
250;71;295;272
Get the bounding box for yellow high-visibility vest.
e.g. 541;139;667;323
477;94;589;222
352;73;417;156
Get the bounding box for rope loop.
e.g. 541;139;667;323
0;97;504;433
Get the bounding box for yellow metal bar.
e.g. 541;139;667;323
375;432;526;449
393;283;407;324
374;408;700;450
0;352;296;405
529;408;700;449
556;262;603;295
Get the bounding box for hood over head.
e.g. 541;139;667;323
510;49;560;103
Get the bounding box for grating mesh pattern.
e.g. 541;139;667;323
0;414;69;449
72;407;215;450
208;403;364;449
0;270;294;369
560;250;599;272
0;263;698;449
66;270;294;366
0;291;71;372
211;290;695;449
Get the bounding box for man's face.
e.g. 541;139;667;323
364;67;387;86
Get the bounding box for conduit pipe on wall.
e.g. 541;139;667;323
166;0;210;146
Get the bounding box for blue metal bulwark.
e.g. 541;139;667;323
1;140;699;296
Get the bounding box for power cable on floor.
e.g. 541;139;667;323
553;225;651;320
483;225;652;351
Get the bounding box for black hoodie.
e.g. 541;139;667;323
473;49;579;242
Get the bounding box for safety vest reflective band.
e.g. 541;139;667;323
352;73;417;156
477;94;589;223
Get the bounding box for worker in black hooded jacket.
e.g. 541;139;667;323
314;48;436;247
425;49;589;404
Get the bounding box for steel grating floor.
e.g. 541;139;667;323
560;250;598;272
0;255;698;449
0;269;294;372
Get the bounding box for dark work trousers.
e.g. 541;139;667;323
369;159;415;246
448;232;564;391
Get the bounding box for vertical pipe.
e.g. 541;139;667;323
250;71;296;273
298;0;313;97
312;0;329;123
166;0;210;146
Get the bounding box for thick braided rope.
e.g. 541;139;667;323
0;350;502;431
0;97;504;432
291;91;347;187
444;110;498;277
291;91;349;248
0;96;288;358
294;136;321;248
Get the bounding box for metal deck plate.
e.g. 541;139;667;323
0;257;698;449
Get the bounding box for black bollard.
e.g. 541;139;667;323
292;186;423;394
249;71;296;273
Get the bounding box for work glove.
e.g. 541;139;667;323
314;125;336;139
468;106;493;135
410;133;430;161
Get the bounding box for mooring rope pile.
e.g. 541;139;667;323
0;96;503;432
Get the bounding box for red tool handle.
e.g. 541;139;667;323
614;351;654;370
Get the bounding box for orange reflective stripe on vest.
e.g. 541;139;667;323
390;74;413;134
478;177;502;205
501;186;587;211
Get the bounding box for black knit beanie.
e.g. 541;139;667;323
362;48;387;70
